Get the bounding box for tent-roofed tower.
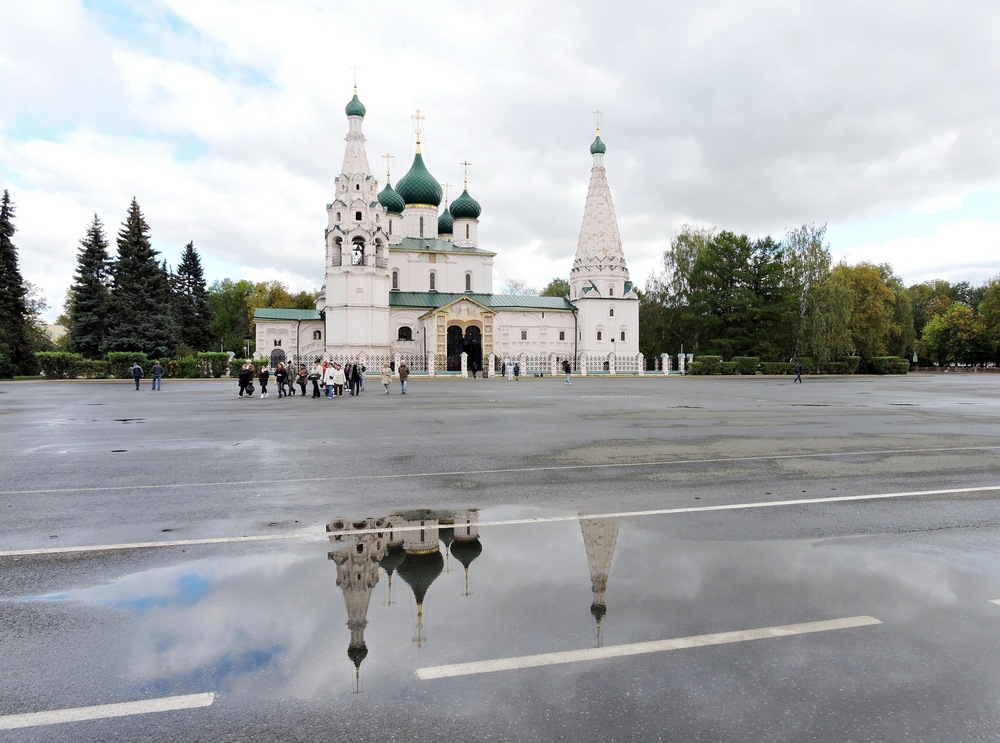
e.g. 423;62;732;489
321;86;392;357
569;113;639;357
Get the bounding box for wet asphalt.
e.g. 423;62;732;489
1;373;1000;742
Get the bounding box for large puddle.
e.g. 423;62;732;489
12;505;998;702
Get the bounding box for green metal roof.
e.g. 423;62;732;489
590;135;606;154
437;207;453;235
378;182;405;214
254;308;321;321
392;237;495;256
396;152;442;207
345;94;366;118
389;292;574;311
449;188;481;220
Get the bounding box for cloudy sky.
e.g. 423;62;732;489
3;0;999;320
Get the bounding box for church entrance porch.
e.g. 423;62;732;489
446;324;483;372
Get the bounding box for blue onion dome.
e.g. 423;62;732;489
396;153;443;207
438;206;454;235
449;188;481;220
346;93;366;118
378;181;405;214
590;136;606;155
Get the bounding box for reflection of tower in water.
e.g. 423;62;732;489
396;510;444;647
450;509;482;596
380;515;406;606
580;516;619;648
327;518;388;692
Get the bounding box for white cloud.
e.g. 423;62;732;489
3;0;1000;320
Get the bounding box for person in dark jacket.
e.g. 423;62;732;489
275;363;288;398
238;363;253;397
130;362;143;390
258;366;270;398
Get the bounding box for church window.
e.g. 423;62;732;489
429;272;436;291
313;330;322;340
355;211;362;221
621;331;626;341
521;330;527;340
559;331;565;341
336;212;341;221
609;285;614;296
352;239;365;265
465;273;472;292
419;216;424;237
398;326;413;341
356;183;360;191
465;224;470;239
274;339;282;347
392;271;399;290
597;331;602;341
388;219;392;236
609;308;614;317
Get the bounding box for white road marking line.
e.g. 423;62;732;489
0;692;215;731
416;615;882;680
1;445;997;496
990;600;1000;606
3;484;1000;557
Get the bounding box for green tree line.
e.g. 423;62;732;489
639;224;1000;369
0;190;318;376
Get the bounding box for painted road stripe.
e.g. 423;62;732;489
990;600;1000;606
0;692;215;731
3;485;1000;557
417;616;882;680
1;444;997;496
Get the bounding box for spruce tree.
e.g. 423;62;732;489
0;190;33;375
174;241;214;351
67;215;111;359
104;198;178;357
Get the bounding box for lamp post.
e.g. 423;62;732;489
244;335;252;359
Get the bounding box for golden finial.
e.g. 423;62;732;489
411;109;425;152
441;182;452;205
460;160;471;189
382;153;394;181
593;109;603;136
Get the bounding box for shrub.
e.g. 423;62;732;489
77;359;110;378
229;358;250;377
732;356;760;375
822;361;848;375
198;352;231;378
35;352;81;379
107;352;150;379
720;361;738;375
792;356;815;374
839;356;861;374
761;362;794;375
696;355;723;375
170;356;202;378
871;356;909;375
687;361;704;375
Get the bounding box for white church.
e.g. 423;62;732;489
254;87;640;375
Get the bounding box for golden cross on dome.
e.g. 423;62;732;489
351;66;361;92
593;109;603;135
460;160;471;188
442;182;452;203
411;109;425;149
382;153;394;180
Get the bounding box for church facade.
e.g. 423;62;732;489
254;89;640;375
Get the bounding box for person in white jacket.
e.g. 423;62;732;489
322;362;337;398
332;363;346;397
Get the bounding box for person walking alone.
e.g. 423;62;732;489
381;363;392;394
150;361;163;390
794;362;803;383
398;361;409;394
562;358;572;385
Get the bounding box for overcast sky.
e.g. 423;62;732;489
3;0;999;321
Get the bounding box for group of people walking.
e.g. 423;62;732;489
237;360;410;398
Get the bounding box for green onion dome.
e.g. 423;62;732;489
378;181;405;214
590;136;606;155
345;93;366;118
396;153;443;207
438;207;454;235
449;188;481;220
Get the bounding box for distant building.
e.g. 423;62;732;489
254;88;639;373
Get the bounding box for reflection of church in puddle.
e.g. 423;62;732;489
327;509;618;690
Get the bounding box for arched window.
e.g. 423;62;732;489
465;273;472;292
388;218;392;236
620;331;626;341
352;238;365;266
274;339;282;347
597;331;602;341
392;270;399;290
355;183;360;191
355;211;362;221
419;216;425;237
429;272;436;291
609;308;615;317
465;224;470;239
397;326;413;341
336;212;341;221
609;284;614;296
313;330;322;340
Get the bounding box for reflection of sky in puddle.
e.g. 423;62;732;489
15;504;998;703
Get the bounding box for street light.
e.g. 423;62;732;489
244;335;253;359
